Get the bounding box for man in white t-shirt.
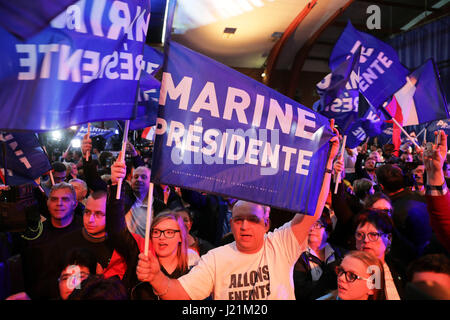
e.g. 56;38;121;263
135;125;340;300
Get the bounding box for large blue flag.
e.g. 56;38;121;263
0;132;52;185
151;41;335;214
329;21;409;109
316;47;361;135
0;0;151;132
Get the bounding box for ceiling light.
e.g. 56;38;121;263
223;27;237;39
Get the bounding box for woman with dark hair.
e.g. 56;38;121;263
353;210;406;299
318;250;385;300
293;210;346;300
363;192;394;217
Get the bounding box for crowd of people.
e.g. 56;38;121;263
0;124;449;301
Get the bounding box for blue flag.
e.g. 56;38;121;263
0;131;52;185
345;94;387;149
0;0;78;39
426;119;450;145
130;45;164;130
74;125;116;140
151;41;335;214
316;47;361;134
329;21;409;109
0;0;151;132
394;59;450;127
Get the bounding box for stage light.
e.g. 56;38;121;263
71;139;81;148
51;130;62;141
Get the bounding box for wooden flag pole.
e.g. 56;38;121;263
144;182;154;256
42;146;55;185
391;117;421;150
85;123;91;161
334;135;347;194
116;120;130;199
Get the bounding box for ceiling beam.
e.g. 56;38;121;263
286;0;355;98
262;0;318;86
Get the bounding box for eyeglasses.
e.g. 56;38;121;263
58;271;89;283
335;266;369;283
311;222;325;229
151;228;180;238
83;209;106;219
355;231;386;242
231;215;262;224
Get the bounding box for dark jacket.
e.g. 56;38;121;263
293;244;346;300
82;156;166;215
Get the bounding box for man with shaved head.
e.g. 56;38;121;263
135;125;340;300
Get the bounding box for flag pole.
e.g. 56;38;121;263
144;182;154;256
390;117;421;150
334;135;347;194
85;123;91;161
42;146;55;185
116;120;130;199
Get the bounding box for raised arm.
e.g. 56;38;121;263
290;120;340;245
420;130;450;252
81;133;107;191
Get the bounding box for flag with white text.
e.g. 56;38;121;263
151;41;335;214
0;0;151;132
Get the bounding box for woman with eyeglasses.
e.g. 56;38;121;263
293;211;346;300
353;210;406;299
318;250;385;300
130;212;200;299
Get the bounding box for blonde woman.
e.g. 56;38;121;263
318;250;385;300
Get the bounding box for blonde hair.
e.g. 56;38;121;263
344;250;386;300
151;212;189;273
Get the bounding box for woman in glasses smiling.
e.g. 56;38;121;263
318;250;385;300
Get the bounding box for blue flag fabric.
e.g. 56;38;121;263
0;131;52;185
345;94;387;149
0;0;78;39
74;125;115;140
410;59;449;125
0;0;151;132
130;45;164;130
426;119;450;145
316;47;361;135
329;21;409;109
151;41;335;214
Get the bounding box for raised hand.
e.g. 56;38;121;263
419;130;448;186
81;133;92;157
126;141;138;157
136;252;161;283
110;151;127;185
333;157;345;176
328;119;341;164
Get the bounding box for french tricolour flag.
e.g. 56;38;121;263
387;59;449;126
142;126;156;141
